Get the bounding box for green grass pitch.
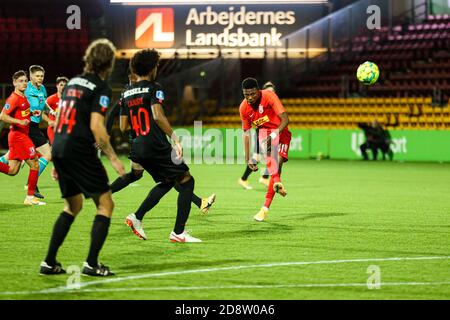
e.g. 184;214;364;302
0;158;449;299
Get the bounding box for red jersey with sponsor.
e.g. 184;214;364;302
46;93;60;121
239;89;289;132
3;92;30;135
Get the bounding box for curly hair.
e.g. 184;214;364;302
130;49;160;77
83;38;116;75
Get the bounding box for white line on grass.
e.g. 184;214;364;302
1;255;449;296
31;281;450;294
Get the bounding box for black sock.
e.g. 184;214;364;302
241;166;253;181
174;177;195;234
174;184;202;208
86;215;111;267
110;170;142;193
135;182;174;221
45;211;75;266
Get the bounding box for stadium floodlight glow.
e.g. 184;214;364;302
111;0;328;5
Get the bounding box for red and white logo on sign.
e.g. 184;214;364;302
135;8;174;48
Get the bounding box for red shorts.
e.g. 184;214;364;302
8;132;37;161
258;128;292;161
47;126;55;145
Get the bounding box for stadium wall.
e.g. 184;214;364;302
175;128;450;162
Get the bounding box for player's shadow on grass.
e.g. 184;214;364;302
298;212;348;221
0;204;29;212
118;259;245;273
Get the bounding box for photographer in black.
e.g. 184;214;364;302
358;120;393;161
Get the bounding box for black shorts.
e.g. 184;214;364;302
53;156;110;198
29;122;48;148
130;148;189;183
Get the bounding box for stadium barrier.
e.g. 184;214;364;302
174;126;450;163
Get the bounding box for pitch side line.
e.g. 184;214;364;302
34;281;450;294
1;255;449;296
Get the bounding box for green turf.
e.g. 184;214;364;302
0;158;449;300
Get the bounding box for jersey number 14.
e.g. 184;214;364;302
57;100;77;134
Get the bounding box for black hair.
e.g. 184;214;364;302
242;77;259;90
130;49;160;77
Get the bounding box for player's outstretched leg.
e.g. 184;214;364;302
126;181;175;240
82;191;115;277
110;168;144;193
170;174;201;243
40;195;82;275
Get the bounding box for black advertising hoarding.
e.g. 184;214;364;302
108;4;326;50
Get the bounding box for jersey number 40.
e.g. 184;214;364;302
131;107;150;136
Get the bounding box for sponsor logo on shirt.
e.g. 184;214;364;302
252;115;270;127
32;110;42;117
21;109;30;117
99;95;110;109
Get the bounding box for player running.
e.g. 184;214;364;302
0;70;44;205
239;78;291;222
40;39;125;276
46;77;68;145
120;48;211;242
238;81;275;190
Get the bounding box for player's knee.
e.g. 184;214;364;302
98;198;114;217
177;174;194;190
177;171;192;185
30;160;39;171
64;204;82;216
132;169;144;180
8;163;20;176
8;168;19;176
41;151;51;161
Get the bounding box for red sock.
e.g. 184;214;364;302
27;169;39;196
264;177;276;208
0;162;10;174
265;156;280;180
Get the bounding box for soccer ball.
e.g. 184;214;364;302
356;61;380;85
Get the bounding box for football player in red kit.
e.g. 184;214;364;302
0;70;44;205
46;76;68;145
239;78;291;221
